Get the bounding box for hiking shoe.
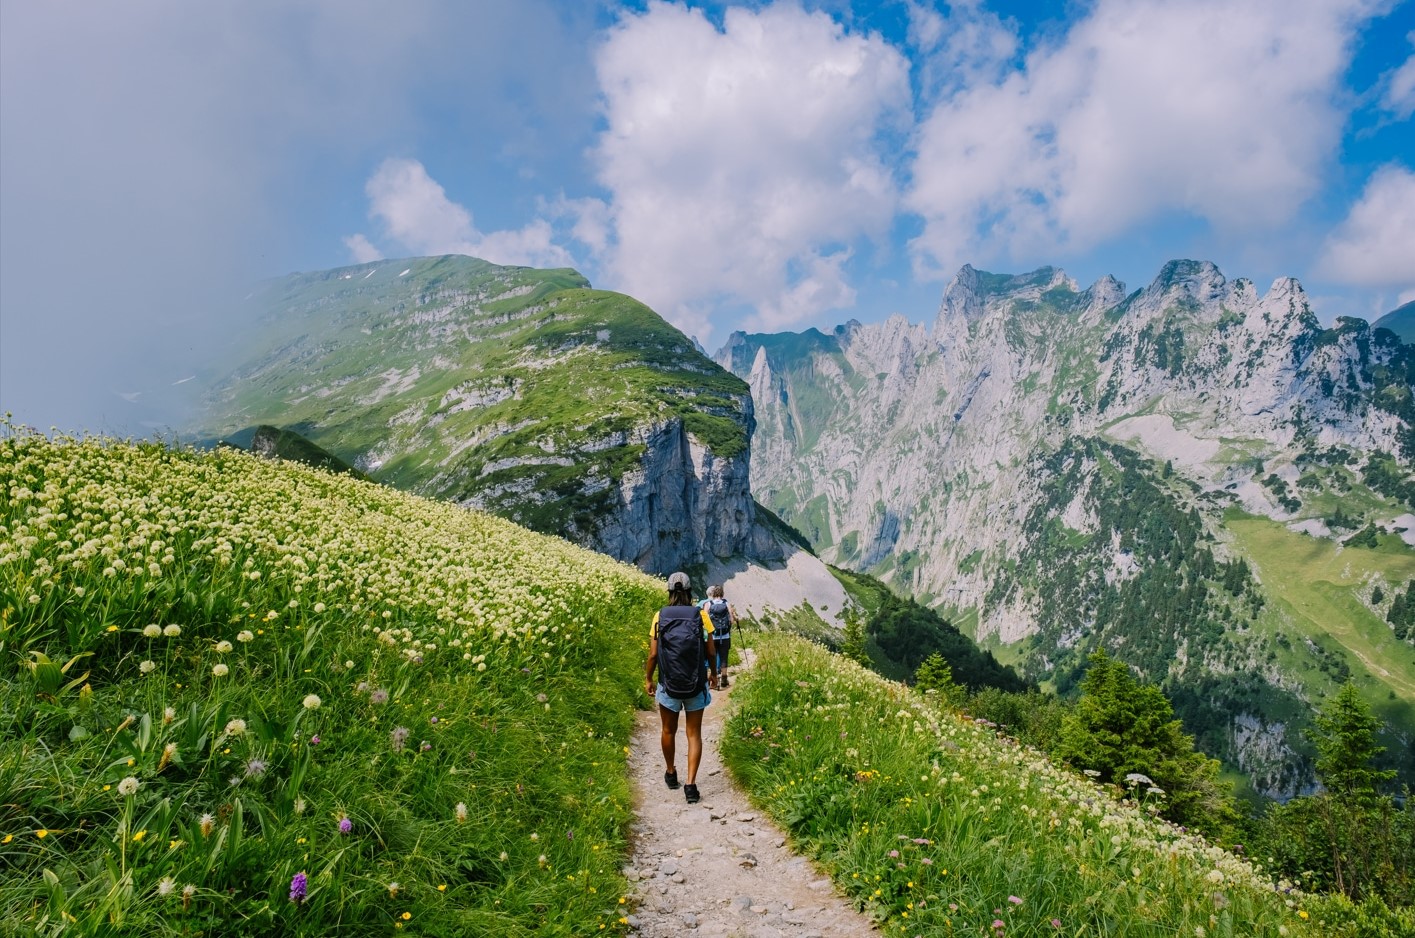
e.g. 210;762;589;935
720;675;729;687
684;783;700;804
664;769;680;790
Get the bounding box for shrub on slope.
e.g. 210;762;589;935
1;427;658;936
722;635;1410;937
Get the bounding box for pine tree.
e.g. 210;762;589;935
840;613;868;668
913;653;958;704
1056;649;1233;835
1313;682;1395;803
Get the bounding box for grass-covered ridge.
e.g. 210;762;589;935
197;255;752;540
1;427;661;935
722;635;1408;937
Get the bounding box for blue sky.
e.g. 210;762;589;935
1;0;1412;432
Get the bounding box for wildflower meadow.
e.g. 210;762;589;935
1;426;663;935
722;634;1413;937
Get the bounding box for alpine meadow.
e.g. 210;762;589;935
5;1;1415;935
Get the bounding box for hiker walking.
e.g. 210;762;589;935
645;571;718;804
700;584;738;687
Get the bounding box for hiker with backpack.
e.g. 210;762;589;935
700;584;738;687
644;571;719;804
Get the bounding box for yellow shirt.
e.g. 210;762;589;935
650;607;715;640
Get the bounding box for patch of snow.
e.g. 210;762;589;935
171;375;196;386
399;268;411;277
363;268;377;279
1106;413;1221;469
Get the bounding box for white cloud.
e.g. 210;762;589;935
1317;164;1415;289
351;158;573;269
588;1;910;340
1385;32;1415;119
907;0;1380;278
344;234;382;264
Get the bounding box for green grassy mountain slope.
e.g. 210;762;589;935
0;426;662;935
219;424;369;479
1374;301;1415;344
195;255;758;572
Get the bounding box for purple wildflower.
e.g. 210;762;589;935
419;740;432;752
309;735;321;746
338;816;352;835
430;716;439;724
289;871;307;904
1051;920;1063;929
888;850;899;859
1008;896;1023;905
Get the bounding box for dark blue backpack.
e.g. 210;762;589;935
705;598;731;638
657;606;706;699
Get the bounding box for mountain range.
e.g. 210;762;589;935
718;260;1414;797
194;255;1415;799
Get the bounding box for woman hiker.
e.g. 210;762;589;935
645;571;718;804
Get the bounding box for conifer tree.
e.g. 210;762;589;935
1057;649;1232;835
1313;682;1395;803
913;653;958;704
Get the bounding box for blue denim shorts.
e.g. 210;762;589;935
655;684;712;713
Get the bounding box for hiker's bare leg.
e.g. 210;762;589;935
658;706;679;772
684;708;705;784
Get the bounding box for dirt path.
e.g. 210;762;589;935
624;652;877;938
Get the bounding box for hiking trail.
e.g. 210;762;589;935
624;650;877;938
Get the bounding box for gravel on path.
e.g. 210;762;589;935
624;652;878;938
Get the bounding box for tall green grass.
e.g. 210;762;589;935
722;634;1412;937
1;427;659;935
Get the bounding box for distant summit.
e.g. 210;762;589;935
1374;300;1415;344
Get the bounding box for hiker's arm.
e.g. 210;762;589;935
645;638;658;696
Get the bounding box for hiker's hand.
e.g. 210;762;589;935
645;679;654;697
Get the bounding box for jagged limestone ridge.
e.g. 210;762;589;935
718;259;1415;798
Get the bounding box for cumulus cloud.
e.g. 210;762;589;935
344;234;383;263
907;0;1380;277
349;158;573;269
1316;164;1415;289
587;1;910;340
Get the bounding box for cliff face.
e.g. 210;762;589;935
196;254;765;573
719;260;1415;798
545;413;763;572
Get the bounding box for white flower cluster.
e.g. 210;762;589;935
0;430;655;671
